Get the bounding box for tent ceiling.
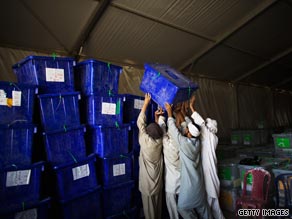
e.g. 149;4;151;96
1;0;291;92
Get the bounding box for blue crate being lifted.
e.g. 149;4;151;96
140;64;198;108
13;56;75;94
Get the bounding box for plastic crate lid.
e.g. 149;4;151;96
99;152;133;161
0;161;45;172
75;59;122;70
12;55;76;69
0;81;38;90
0;122;37;131
52;153;96;170
88;123;131;129
0;197;51;215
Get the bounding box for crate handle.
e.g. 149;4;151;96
165;70;178;80
11;164;18;169
9;119;28;126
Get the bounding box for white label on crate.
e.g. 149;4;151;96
72;164;90;180
12;91;21;106
243;140;250;145
0;89;6;97
113;163;126;176
134;99;144;109
0;90;7;106
15;208;37;219
6;170;31;187
0;97;7;106
101;102;116;115
45;68;65;82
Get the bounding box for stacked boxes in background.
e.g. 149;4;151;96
230;128;271;146
0;81;50;218
272;132;292;206
75;59;136;218
12;56;101;219
273;132;292;158
218;157;241;212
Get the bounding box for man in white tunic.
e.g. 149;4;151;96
156;108;181;219
165;102;211;219
189;95;225;219
137;93;164;219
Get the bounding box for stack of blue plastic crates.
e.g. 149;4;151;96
13;56;102;219
0;81;50;218
75;59;136;218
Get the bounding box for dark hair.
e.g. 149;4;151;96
146;123;163;139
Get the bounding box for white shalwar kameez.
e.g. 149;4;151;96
192;111;225;219
158;116;181;219
167;117;211;219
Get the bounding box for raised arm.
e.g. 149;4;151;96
189;95;205;127
165;102;185;146
137;93;151;131
141;93;151;114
